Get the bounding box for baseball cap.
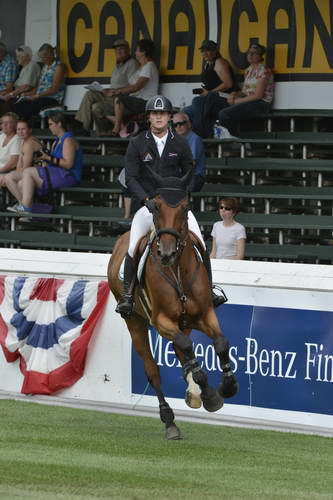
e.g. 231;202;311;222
112;39;129;49
199;40;218;51
16;45;33;58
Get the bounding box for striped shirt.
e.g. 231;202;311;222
0;54;18;91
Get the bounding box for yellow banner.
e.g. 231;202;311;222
57;0;333;82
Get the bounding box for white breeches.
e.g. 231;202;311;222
128;206;206;257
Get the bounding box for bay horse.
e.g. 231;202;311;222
107;172;238;439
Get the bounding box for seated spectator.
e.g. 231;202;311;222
0;112;21;186
105;39;159;136
0;45;41;115
6;112;82;221
12;44;67;119
5;119;41;210
182;40;237;137
210;198;246;260
172;111;206;192
0;42;18;96
218;43;274;136
75;39;138;135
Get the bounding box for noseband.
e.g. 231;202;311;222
156;227;183;253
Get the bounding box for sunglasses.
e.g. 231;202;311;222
247;51;260;55
219;205;232;211
173;120;188;127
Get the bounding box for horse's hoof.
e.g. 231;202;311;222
219;375;239;398
185;390;202;409
166;424;182;440
201;387;224;413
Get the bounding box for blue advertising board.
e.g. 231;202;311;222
132;305;333;415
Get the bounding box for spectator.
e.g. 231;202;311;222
218;43;274;136
0;45;41;115
172;112;206;192
182;40;237;137
5;119;41;210
0;112;21;186
210;198;246;260
106;39;159;136
0;42;18;96
6;112;82;221
12;44;67;119
75;39;138;135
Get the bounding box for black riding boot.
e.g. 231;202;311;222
115;253;136;318
202;249;228;307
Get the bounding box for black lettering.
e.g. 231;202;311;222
168;0;195;70
229;0;259;69
131;0;161;67
98;1;125;72
267;0;296;68
67;2;92;73
303;0;333;68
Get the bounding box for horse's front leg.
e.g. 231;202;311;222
127;315;181;440
172;331;224;413
197;311;239;399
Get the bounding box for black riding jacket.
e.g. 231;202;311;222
125;128;194;202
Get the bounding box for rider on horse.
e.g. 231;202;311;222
116;94;226;318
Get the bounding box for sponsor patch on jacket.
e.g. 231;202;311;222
143;152;153;161
168;152;178;157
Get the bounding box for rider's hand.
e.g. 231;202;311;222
144;198;155;213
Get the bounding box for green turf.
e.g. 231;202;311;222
0;400;332;500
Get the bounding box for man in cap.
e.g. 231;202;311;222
0;42;18;96
115;95;226;318
75;39;138;134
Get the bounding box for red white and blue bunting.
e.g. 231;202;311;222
0;276;109;395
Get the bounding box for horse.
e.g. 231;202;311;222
107;172;239;440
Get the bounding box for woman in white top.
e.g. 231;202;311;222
210;197;246;259
0;112;21;186
106;39;159;136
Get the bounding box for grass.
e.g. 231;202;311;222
0;400;332;500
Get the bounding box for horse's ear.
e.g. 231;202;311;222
181;167;193;190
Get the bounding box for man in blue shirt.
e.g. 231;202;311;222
0;43;18;95
172;111;206;192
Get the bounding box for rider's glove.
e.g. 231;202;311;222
144;198;156;213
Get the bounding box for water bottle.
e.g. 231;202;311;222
214;121;223;139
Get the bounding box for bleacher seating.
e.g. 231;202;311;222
0;109;332;264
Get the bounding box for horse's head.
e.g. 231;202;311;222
149;169;192;267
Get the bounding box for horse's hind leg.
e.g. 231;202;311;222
173;332;224;413
127;316;181;440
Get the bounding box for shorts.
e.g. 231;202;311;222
36;166;78;197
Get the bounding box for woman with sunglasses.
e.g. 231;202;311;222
210;198;246;260
218;43;274;136
182;40;237;137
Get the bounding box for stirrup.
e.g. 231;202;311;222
115;295;134;319
212;285;228;307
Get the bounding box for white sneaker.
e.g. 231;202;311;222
7;203;21;213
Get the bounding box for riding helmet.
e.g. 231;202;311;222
145;95;173;113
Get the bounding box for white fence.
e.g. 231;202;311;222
0;248;332;435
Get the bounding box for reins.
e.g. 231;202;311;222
150;233;201;331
